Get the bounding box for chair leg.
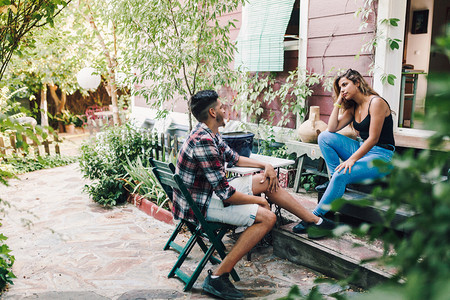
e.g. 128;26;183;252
168;232;199;278
164;220;184;251
183;243;217;291
196;237;221;265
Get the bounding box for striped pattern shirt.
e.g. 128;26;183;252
173;122;239;222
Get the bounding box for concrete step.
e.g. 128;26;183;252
272;222;395;290
317;187;415;232
338;189;415;232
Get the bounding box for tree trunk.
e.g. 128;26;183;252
186;95;193;132
109;78;120;125
40;85;49;129
49;84;62;114
60;91;67;113
86;5;120;125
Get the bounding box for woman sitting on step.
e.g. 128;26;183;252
293;69;395;233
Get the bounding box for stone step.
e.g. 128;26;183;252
338;189;415;232
316;186;415;232
272;223;395;290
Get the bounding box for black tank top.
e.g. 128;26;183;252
352;97;395;146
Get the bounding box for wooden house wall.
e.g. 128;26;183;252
307;0;376;122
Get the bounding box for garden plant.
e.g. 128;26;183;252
79;123;165;206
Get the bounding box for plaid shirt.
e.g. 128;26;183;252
173;122;239;222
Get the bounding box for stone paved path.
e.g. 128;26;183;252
0;163;331;299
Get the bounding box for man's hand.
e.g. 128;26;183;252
261;164;279;192
257;197;271;210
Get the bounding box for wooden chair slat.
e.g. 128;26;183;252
149;158;240;291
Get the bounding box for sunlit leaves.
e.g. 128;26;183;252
110;0;244;120
0;0;71;80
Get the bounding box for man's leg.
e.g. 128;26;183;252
213;206;276;275
252;173;320;224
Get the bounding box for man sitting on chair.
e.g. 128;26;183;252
174;90;335;300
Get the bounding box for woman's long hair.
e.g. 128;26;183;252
333;69;380;110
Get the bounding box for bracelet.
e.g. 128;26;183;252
334;102;342;108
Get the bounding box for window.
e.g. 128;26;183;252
234;0;297;72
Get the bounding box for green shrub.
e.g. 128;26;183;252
79;123;157;206
83;177;128;207
123;156;170;210
3;155;77;174
0;233;15;290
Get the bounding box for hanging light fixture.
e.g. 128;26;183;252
76;67;101;90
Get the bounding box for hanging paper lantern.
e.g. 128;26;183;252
76;67;101;90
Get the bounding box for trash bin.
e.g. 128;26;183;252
222;132;254;157
167;124;189;139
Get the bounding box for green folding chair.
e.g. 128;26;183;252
149;158;240;291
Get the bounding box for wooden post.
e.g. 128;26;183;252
149;131;154;159
43;139;50;155
174;135;178;154
55;143;60;155
0;136;5;155
154;132;159;160
167;134;172;156
160;133;165;162
33;139;40;157
53;133;61;155
21;134;28;156
9;135;16;153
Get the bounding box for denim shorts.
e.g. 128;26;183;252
206;176;258;227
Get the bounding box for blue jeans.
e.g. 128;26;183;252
313;131;395;216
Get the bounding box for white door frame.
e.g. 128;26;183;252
373;0;408;131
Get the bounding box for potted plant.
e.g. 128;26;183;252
56;110;77;134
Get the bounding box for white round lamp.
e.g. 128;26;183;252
76;67;101;90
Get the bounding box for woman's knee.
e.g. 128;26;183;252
318;130;333;146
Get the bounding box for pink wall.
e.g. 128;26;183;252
307;0;376;123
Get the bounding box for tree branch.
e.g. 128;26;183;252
85;1;120;125
167;0;192;96
192;0;209;95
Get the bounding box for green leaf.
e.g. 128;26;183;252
387;74;396;85
389;18;400;27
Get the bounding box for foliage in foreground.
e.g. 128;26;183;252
0;233;15;291
283;31;450;300
79;123;157;206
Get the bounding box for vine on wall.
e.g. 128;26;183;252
356;0;402;85
230;68;327;129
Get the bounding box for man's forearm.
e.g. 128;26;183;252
223;190;264;206
235;156;268;169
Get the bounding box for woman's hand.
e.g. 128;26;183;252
261;164;279;192
337;92;344;104
335;158;356;174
